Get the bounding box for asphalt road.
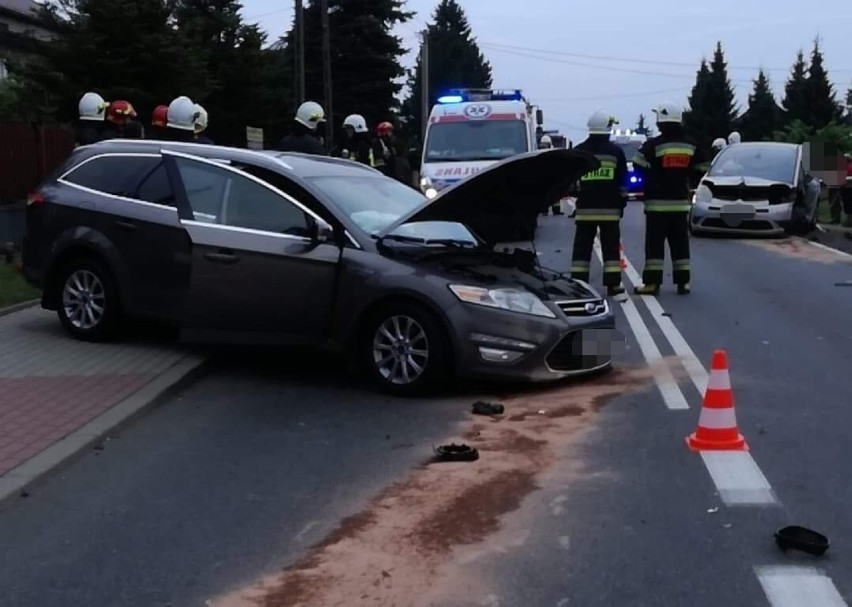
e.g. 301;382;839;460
1;205;851;606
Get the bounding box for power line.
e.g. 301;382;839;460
534;87;689;102
479;41;852;75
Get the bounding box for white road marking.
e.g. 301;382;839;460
620;255;709;396
700;452;777;505
804;238;852;261
756;566;848;607
593;245;688;410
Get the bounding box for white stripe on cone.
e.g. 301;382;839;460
706;369;732;391
698;406;738;430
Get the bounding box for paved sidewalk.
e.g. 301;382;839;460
0;306;205;500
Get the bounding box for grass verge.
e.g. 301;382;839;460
0;261;40;309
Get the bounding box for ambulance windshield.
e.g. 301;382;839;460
424;120;528;162
615;141;642;162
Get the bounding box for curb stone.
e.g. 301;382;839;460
0;354;209;509
0;299;40;318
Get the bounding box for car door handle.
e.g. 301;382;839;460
115;220;137;231
204;250;239;264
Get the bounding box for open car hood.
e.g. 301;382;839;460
379;149;600;245
704;175;793;188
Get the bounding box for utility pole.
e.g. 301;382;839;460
420;29;429;142
321;0;333;150
294;0;305;106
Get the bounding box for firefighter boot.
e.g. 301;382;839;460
677;283;691;295
634;284;660;296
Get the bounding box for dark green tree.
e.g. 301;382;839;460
683;58;713;148
283;0;413;140
845;83;852;126
21;0;208;122
173;0;270;145
804;38;843;129
739;69;782;141
781;49;809;126
705;41;738;141
401;0;493;139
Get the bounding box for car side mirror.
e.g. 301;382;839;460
309;216;335;244
535;109;544;125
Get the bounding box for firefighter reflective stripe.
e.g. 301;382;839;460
574;208;621;221
369;148;385;168
581;155;617;181
673;259;690;271
655;142;696;156
644;199;692;212
570;260;591;273
632;151;651;168
644;258;664;271
603;260;622;273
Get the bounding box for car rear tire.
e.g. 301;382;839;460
360;302;452;397
56;258;121;342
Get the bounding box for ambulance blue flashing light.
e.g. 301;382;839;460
436;89;524;104
437;95;464;104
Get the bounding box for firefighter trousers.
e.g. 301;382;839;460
570;220;622;287
642;211;690;285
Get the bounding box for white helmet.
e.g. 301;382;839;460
588;110;618;134
193;103;208;134
539;135;553;148
653;100;683;124
712;137;726;151
342;114;368;133
166;96;197;131
295;101;325;131
727;131;741;144
79;92;107;121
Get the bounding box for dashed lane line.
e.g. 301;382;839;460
756;566;848;607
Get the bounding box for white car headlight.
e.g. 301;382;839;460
425;187;438;199
694;184;712;205
449;285;556;318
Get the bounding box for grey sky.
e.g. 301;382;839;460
243;0;852;141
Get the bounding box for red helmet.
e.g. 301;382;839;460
151;105;168;128
376;121;394;136
106;100;137;125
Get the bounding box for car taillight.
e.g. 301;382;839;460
26;192;44;207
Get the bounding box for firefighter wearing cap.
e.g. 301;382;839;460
104;99;137;140
632;100;711;295
276;101;327;155
569;110;629;297
75;92;109;146
149;105;169;140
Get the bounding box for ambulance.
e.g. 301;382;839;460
610;128;647;200
419;89;544;198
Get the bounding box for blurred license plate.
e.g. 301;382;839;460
572;328;626;359
721;203;755;227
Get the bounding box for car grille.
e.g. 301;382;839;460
708;184;793;204
554;298;607;317
545;332;610;372
699;218;777;231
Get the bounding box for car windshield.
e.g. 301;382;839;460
424;120;529;162
306;175;426;235
384;221;480;247
708;145;798;183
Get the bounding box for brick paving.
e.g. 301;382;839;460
0;306;195;477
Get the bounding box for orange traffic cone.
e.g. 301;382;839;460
619;242;627;269
686;350;748;451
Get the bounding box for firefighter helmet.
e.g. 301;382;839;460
343;114;368;133
712;137;726;152
166;96;198;131
376;121;394;136
727;131;741;144
78;92;108;122
588;110;618;134
539;135;553;149
105;100;137;125
653;100;683;124
151;105;168;128
295;101;325;131
194;103;208;134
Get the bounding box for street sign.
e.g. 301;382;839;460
246;126;264;150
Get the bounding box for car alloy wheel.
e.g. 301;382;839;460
62;269;106;330
372;314;430;386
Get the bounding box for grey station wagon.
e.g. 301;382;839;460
22;140;620;395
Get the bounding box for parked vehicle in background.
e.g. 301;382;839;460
22;140;619;395
610;129;646;200
419;89;544;199
689;142;819;236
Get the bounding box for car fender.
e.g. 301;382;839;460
43;226;133;311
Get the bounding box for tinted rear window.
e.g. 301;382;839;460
63;155;162;197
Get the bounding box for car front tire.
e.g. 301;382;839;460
360;301;452;397
56;257;121;342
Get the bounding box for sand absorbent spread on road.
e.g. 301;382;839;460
209;361;668;607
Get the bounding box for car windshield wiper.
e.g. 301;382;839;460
377;233;477;249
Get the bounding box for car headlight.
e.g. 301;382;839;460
449;285;556;318
425;187;438;199
694;184;712;205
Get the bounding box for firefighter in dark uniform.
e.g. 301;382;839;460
632;100;710;295
74;92;109;146
276;101;327;155
569;110;628;297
